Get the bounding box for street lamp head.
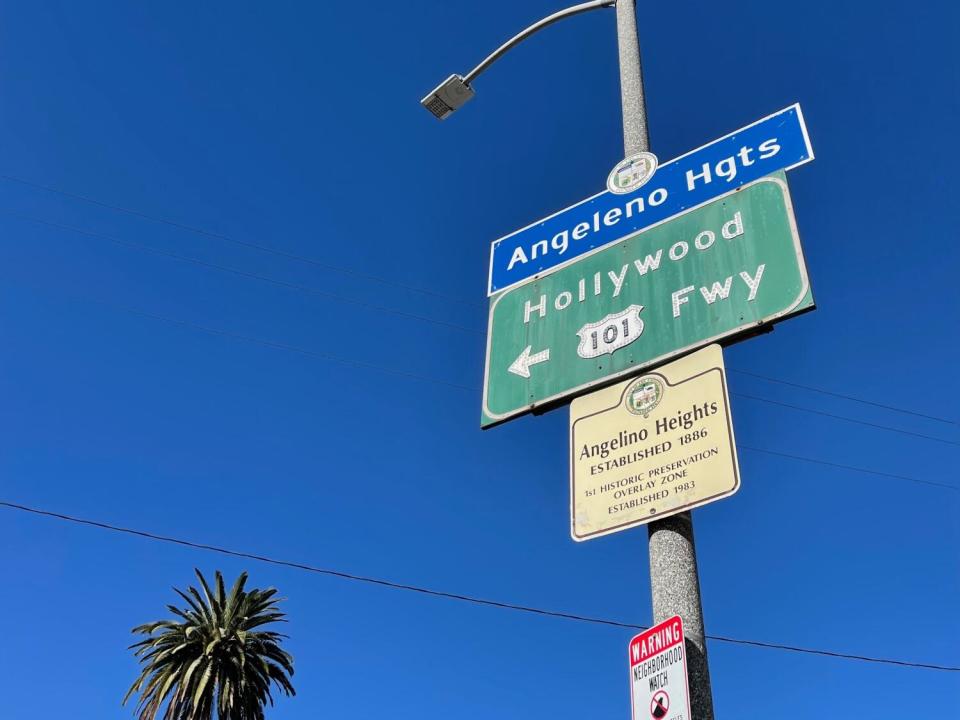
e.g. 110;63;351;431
421;74;475;120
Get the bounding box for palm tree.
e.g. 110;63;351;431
123;569;295;720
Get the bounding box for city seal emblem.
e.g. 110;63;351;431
606;151;658;195
625;376;664;417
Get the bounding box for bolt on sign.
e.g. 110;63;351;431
482;172;813;427
569;345;738;541
630;616;690;720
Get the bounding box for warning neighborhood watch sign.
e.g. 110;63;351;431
630;616;691;720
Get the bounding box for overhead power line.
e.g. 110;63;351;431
727;369;956;426
732;392;960;448
97;291;960;449
1;499;956;673
1;177;952;429
736;445;959;492
0;173;480;307
3;204;954;447
2;211;479;336
5;279;958;492
8;276;475;390
116;301;477;393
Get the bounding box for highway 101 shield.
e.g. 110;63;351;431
569;345;738;541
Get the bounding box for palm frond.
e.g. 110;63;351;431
123;569;294;720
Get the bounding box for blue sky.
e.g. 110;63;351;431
0;0;958;717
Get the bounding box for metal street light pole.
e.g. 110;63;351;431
614;4;715;718
614;0;649;155
423;3;715;717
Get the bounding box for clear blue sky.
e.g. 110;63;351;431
1;1;958;717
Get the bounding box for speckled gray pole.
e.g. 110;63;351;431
646;512;714;719
615;0;648;155
615;2;715;718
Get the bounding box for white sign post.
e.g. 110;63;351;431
629;616;690;720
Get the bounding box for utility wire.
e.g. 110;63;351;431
4;279;958;493
736;445;959;492
34;268;960;450
1;499;956;673
107;310;960;489
0;182;950;428
732;392;960;448
2;277;475;391
113;301;477;393
0;276;477;393
0;174;479;308
727;368;957;426
3;206;953;447
1;211;480;336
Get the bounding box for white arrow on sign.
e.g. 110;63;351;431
508;345;550;379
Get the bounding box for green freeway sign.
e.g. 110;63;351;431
481;173;813;428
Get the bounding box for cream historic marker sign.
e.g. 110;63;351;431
569;345;738;541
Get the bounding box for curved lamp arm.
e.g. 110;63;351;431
421;0;616;120
464;0;616;83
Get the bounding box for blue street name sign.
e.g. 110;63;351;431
487;104;813;295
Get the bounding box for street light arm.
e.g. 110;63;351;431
463;0;617;84
421;0;616;120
